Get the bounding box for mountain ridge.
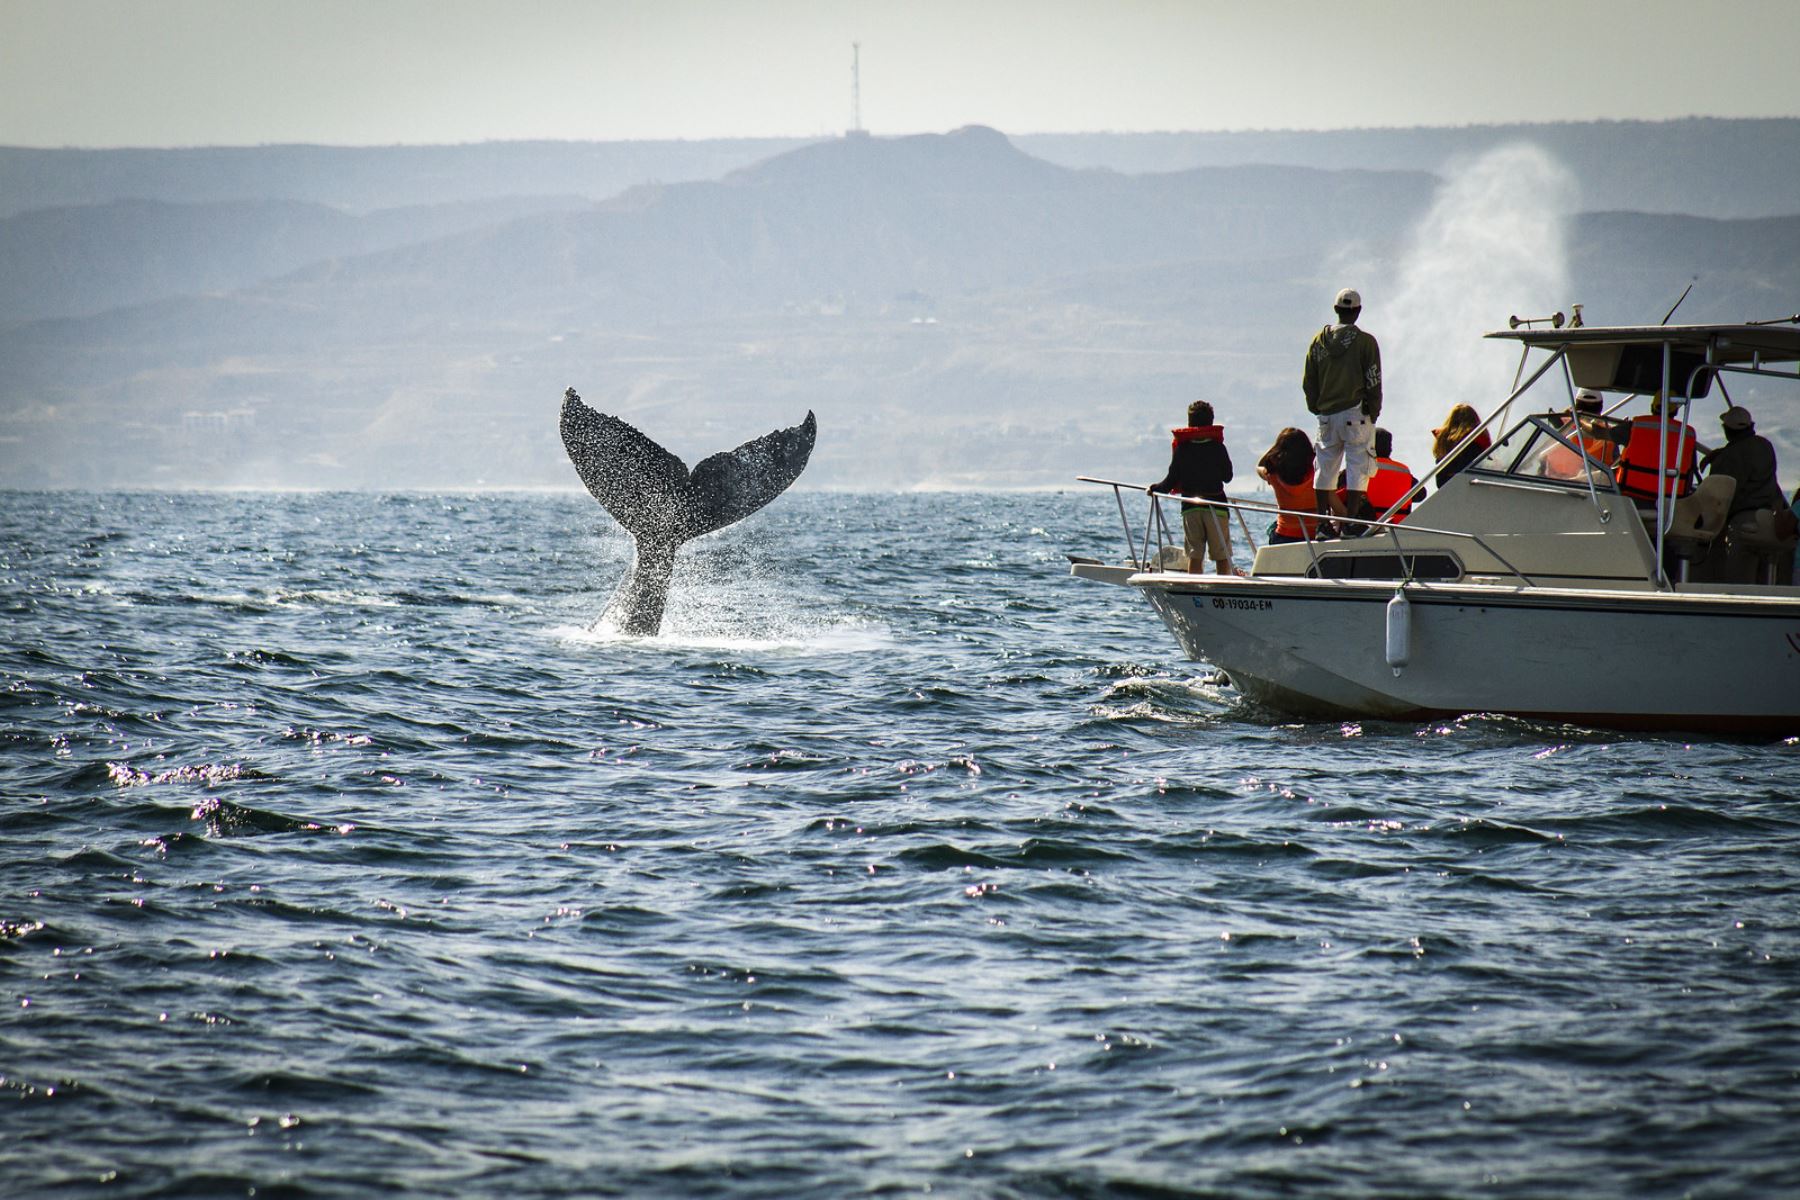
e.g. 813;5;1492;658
0;194;595;323
1;125;1796;490
7;117;1797;219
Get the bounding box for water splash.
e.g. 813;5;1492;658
1379;144;1578;471
555;564;893;654
556;530;897;653
554;615;893;655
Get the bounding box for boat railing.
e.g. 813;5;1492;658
1371;343;1569;527
1076;477;1540;587
1378;339;1672;590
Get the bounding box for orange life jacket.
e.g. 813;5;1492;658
1542;418;1617;479
1269;471;1320;538
1365;457;1417;520
1170;424;1224;450
1615;414;1697;501
1336;457;1417;520
1583;419;1619;467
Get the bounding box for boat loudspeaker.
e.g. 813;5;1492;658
1508;311;1566;330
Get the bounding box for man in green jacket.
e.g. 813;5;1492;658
1303;288;1383;533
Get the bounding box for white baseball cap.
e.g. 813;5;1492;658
1334;288;1362;309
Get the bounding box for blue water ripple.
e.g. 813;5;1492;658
1;490;1797;1198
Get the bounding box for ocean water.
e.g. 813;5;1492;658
2;489;1797;1199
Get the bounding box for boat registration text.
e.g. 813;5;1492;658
1207;596;1274;611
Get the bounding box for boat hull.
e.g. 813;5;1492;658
1136;575;1800;735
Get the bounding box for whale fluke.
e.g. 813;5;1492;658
560;387;816;635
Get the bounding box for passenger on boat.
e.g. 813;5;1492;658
1703;406;1786;519
1303;287;1382;528
1367;428;1420;521
1334;428;1421;521
1431;404;1492;487
1613;393;1698;503
1704;406;1794;583
1148;400;1237;575
1257;427;1322;544
1573;390;1619;465
1540;389;1617;479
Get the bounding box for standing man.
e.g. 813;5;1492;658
1303;287;1382;534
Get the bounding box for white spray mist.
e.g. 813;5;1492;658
1374;144;1578;472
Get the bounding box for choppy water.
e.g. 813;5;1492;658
3;489;1797;1199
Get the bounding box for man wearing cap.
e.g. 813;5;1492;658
1303;288;1382;534
1703;406;1785;519
1541;388;1616;478
1703;406;1791;582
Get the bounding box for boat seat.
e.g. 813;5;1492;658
1725;505;1799;585
1155;545;1191;572
1663;474;1735;582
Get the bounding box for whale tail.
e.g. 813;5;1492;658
560;388;816;634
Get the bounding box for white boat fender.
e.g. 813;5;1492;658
1385;587;1411;677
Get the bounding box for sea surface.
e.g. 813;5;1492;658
2;489;1797;1199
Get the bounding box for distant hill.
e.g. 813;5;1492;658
1018;119;1800;220
0;126;1795;491
0;195;593;322
6;118;1796;221
225;130;1435;333
0;128;1439;374
1569;211;1800;324
0;139;816;219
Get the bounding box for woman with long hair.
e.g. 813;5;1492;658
1257;427;1322;543
1431;403;1492;486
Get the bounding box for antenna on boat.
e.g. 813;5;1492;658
1745;313;1800;326
1659;282;1694;325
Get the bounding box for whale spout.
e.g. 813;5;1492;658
559;387;816;635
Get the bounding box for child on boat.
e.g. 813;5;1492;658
1149;400;1237;574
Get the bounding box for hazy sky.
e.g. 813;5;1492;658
4;0;1798;147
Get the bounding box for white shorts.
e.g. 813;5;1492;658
1315;409;1376;492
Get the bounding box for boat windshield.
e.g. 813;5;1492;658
1471;413;1619;489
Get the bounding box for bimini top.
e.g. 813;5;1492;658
1485;321;1800;397
1486;322;1800;361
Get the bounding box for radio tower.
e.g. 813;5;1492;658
848;42;869;138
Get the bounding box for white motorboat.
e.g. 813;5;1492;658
1073;321;1800;734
